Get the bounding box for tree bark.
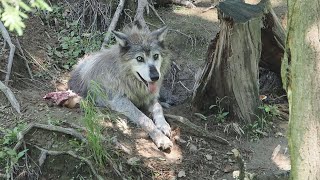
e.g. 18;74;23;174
282;0;320;178
192;0;285;123
192;0;265;123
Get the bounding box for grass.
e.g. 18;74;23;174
80;81;111;168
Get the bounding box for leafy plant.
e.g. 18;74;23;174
209;97;229;123
244;104;278;141
0;125;28;178
47;20;103;70
258;104;280;117
0;0;52;35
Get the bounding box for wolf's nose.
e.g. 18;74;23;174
150;74;159;81
149;65;159;81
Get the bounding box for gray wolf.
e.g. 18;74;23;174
68;22;173;150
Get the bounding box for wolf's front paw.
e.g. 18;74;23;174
155;120;171;137
149;129;173;150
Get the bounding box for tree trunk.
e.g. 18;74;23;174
192;0;284;123
282;0;320;178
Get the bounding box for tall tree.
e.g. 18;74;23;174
282;0;320;178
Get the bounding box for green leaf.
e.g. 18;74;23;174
19;1;32;11
17;149;28;159
222;112;229;117
54;51;63;58
63;64;70;70
264;106;270;113
62;43;68;49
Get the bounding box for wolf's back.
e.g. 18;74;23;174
68;47;121;98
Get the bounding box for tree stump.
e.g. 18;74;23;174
192;0;285;123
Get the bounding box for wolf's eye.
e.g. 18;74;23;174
153;54;159;60
136;56;144;62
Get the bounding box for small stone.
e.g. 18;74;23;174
189;144;197;152
178;170;186;178
275;132;284;137
205;154;213;160
127;157;140;166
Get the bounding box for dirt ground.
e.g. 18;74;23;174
0;0;290;179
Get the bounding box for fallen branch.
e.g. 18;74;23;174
164;114;230;145
0;81;21;113
14;123;87;151
0;21;16;85
101;0;126;49
33;145;104;180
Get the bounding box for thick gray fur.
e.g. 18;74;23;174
69;23;173;149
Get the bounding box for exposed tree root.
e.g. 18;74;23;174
33;145;104;180
0;81;21;113
14;123;87;151
101;0;126;49
0;21;16;85
164;114;230;145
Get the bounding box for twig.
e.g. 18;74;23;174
33;145;104;180
177;81;191;92
202;3;218;13
164;114;230;145
148;4;165;25
14;123;87;151
0;81;21;113
23;49;55;79
101;0;126;49
15;38;33;79
0;21;16;85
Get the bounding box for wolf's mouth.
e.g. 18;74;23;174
137;72;158;94
137;72;148;86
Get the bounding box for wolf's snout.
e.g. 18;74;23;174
149;66;159;81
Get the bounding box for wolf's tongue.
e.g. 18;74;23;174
148;82;157;93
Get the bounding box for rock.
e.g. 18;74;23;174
189;144;197;152
178;170;186;178
127;157;140;166
205;154;213;160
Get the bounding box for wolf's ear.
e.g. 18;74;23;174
112;30;129;47
150;26;168;42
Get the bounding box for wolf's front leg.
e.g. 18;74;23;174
109;96;173;150
149;100;172;137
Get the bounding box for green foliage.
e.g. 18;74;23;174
0;0;52;35
47;20;104;70
194;97;229;123
258;104;280;117
209;97;229;123
244;104;279;141
0;124;28;178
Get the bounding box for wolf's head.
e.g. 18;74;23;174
112;22;169;94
